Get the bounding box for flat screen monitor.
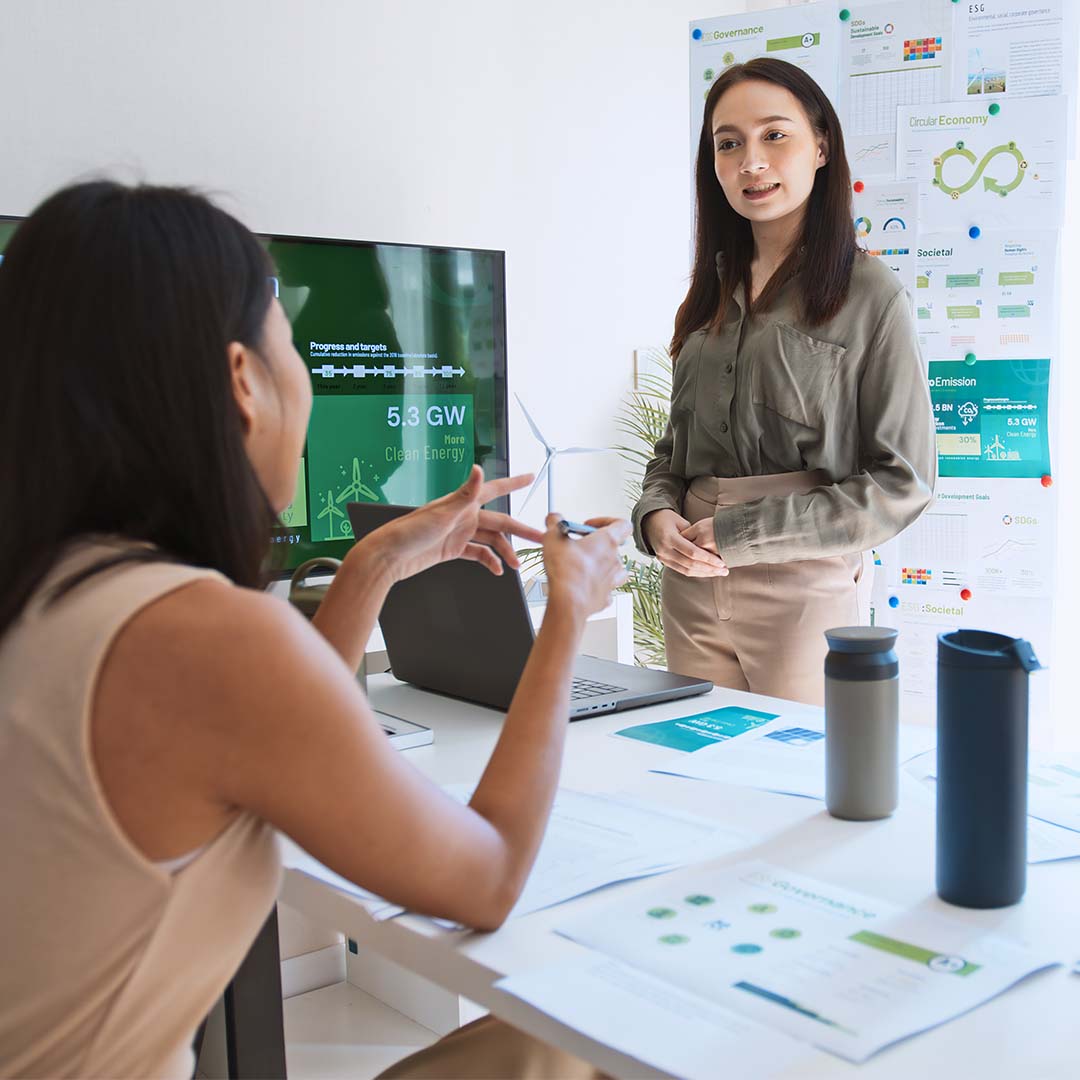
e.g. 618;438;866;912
0;217;510;575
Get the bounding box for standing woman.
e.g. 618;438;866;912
633;58;935;706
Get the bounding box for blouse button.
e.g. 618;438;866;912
720;422;729;434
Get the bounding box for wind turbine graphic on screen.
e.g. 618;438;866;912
515;394;608;515
317;488;345;538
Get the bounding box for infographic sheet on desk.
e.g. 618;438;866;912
557;860;1059;1063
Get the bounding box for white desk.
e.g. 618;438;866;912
280;675;1080;1079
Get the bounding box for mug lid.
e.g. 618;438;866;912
824;626;898;654
937;629;1043;672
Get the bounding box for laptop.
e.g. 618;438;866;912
347;502;713;719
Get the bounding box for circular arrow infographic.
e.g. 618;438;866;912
933;141;1027;199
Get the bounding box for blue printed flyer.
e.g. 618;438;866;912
613;706;778;753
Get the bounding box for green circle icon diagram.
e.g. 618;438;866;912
659;934;690;945
770;927;801;940
723;51;736;66
684;894;715;907
647;907;677;919
747;902;777;914
732;943;763;954
933;142;1026;199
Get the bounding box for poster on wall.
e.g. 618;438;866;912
896;95;1069;232
915;229;1057;360
689;2;839;146
839;0;954;177
853;180;918;294
951;0;1077;154
929;358;1051;479
871;475;1055;725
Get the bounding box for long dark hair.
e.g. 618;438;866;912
0;180;278;640
671;58;858;358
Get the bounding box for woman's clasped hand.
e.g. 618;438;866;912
642;508;729;578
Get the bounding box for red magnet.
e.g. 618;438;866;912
1041;474;1053;488
853;180;865;193
960;588;972;602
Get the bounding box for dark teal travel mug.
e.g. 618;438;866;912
936;629;1043;908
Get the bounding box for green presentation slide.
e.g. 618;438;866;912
307;394;474;540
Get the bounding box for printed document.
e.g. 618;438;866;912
651;714;935;801
909;752;1080;860
952;1;1073;102
285;788;758;924
612;704;778;753
497;955;810;1080
915;229;1058;361
690;2;839;147
897;96;1068;231
446;784;758;918
558;860;1059;1062
854;180;919;294
840;0;953;176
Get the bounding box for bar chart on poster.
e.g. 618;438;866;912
690;1;1077;732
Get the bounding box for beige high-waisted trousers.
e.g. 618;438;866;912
661;471;872;707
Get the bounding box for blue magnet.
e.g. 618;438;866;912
968;226;981;239
989;103;1001;116
692;27;703;40
888;596;900;609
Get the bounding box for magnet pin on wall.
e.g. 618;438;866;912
960;588;973;602
968;226;981;239
964;352;977;366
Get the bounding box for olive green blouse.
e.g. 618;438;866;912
632;254;936;566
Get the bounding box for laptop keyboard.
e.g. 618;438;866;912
570;677;627;700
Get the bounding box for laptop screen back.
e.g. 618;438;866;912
346;502;536;709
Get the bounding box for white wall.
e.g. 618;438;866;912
0;0;741;529
3;0;1076;743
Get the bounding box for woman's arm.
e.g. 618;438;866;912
93;514;630;932
632;415;689;555
685;288;936;565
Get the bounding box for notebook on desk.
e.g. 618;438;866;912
347;502;712;720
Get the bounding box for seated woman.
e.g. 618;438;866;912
0;181;629;1078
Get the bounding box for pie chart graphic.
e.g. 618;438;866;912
855;216;872;237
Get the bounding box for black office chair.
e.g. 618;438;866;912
193;907;287;1079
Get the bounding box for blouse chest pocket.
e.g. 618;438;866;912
669;329;707;414
751;322;846;429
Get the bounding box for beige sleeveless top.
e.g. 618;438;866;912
0;540;282;1078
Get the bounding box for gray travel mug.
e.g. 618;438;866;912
824;626;900;821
